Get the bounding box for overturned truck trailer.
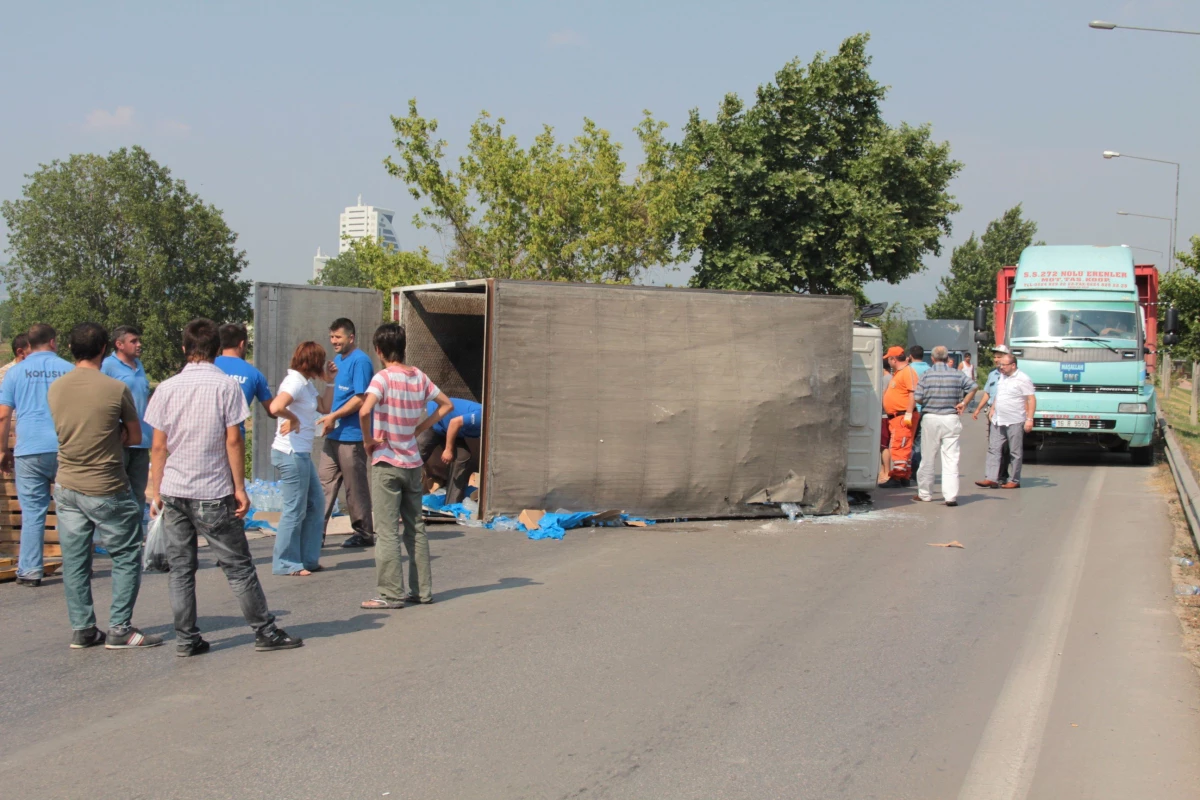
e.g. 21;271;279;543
393;280;854;519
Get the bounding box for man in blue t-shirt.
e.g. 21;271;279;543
101;325;154;522
417;397;482;505
214;324;276;435
317;317;376;548
0;323;75;585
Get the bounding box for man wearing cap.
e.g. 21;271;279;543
972;346;1011;483
879;346;920;488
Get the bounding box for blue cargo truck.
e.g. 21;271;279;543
984;245;1159;464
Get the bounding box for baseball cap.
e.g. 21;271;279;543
992;345;1011;354
884;346;906;358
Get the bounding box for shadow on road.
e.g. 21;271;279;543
210;612;389;651
436;576;541;602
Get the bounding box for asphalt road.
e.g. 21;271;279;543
1;417;1198;800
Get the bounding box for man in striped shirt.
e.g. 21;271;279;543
909;345;977;507
357;322;453;609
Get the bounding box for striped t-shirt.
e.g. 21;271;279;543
365;365;440;468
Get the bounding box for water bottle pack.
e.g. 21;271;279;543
245;479;284;513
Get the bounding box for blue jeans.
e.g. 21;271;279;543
54;486;143;630
271;450;323;574
16;452;57;579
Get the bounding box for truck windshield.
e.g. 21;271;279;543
1010;303;1138;342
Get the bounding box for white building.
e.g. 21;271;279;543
313;247;330;280
339;195;399;253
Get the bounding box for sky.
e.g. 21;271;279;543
2;0;1198;318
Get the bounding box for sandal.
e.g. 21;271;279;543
285;570;312;577
360;597;403;609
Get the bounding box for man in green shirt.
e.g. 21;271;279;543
47;322;162;650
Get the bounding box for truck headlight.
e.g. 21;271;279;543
1118;403;1148;413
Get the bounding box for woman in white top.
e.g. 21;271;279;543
268;342;332;575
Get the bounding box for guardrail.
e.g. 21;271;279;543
1162;422;1200;552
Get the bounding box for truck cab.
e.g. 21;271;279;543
1000;245;1157;464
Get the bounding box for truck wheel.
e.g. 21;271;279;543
1130;445;1153;466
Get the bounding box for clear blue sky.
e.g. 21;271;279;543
3;1;1197;316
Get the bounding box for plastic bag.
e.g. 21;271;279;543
143;505;169;573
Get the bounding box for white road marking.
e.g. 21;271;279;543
957;468;1105;800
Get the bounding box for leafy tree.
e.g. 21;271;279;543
1;146;250;379
877;303;913;350
925;204;1041;321
385;100;695;283
1161;235;1200;363
678;34;961;300
312;237;447;318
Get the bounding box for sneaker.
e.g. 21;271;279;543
16;576;41;587
361;596;404;609
255;628;304;652
70;627;106;649
945;500;959;507
106;626;164;649
176;638;211;658
340;533;376;548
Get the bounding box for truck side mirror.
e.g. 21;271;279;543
973;304;991;344
1165;306;1180;346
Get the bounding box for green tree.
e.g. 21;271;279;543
313;237;447;318
925;204;1041;321
877;304;913;350
1161;235;1200;363
385;100;695;283
678;34;961;300
1;146;250;379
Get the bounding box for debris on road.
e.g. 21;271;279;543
927;540;965;548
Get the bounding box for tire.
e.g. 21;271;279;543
1130;445;1153;466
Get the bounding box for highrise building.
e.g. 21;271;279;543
339;195;399;253
313;247;330;280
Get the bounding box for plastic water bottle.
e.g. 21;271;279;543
1173;584;1200;596
781;502;803;522
1171;557;1195;567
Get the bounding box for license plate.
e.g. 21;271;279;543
1051;419;1090;429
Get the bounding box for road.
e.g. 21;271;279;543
1;417;1198;799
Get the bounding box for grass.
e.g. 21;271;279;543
1163;380;1200;476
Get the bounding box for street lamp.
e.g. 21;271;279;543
1117;211;1173;271
1089;20;1200;35
1103;151;1180;270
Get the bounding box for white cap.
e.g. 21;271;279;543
992;345;1011;354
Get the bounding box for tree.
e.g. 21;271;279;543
1161;235;1200;363
1;146;250;379
312;237;447;318
678;34;962;301
385;100;695;283
877;304;913;350
925;205;1041;321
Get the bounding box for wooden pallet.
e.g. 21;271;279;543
0;560;62;582
0;479;61;558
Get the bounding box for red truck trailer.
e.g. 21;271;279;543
993;263;1160;374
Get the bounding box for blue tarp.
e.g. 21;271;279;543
485;512;655;540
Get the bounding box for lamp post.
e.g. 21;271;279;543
1104;151;1180;270
1089;20;1200;35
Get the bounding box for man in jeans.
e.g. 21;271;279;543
317;317;376;548
49;322;162;649
909;346;977;507
145;318;302;656
101;325;153;525
977;353;1037;490
0;323;74;586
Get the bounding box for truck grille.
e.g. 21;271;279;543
1033;384;1141;394
1032;418;1117;430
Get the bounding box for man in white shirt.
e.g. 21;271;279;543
976;353;1036;489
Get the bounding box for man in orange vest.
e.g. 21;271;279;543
880;346;919;488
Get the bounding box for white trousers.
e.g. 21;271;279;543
917;413;962;502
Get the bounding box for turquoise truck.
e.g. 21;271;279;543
979;245;1162;464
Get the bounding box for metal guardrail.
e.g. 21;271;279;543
1162;422;1200;552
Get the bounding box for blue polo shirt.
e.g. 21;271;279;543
215;356;272;434
427;398;482;439
0;350;75;456
327;348;374;442
101;354;152;449
982;368;1002;408
910;361;929;411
